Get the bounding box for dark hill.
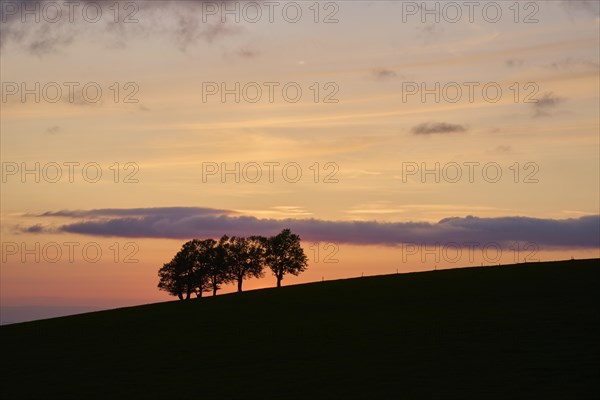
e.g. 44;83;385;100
1;259;599;399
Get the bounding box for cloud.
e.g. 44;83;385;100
371;68;397;81
237;48;259;58
560;0;600;15
545;58;600;72
174;11;242;50
416;23;444;45
37;206;235;219
532;92;566;118
0;1;242;54
44;125;60;135
411;122;467;135
22;224;45;233
21;207;600;249
505;58;525;68
25;23;75;56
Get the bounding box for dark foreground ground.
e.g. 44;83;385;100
1;259;599;399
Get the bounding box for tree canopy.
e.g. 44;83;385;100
264;229;309;288
157;240;204;300
226;236;266;292
157;229;307;299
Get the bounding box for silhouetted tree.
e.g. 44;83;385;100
159;233;283;299
157;258;186;300
185;239;214;298
157;241;202;300
226;236;266;292
264;229;308;287
205;236;233;296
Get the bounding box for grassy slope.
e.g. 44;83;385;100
1;259;599;399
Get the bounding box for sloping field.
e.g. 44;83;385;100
1;259;599;399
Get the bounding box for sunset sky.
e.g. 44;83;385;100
1;0;599;323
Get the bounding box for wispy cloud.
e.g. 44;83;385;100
0;0;242;54
237;48;260;58
532;92;566;118
545;58;600;72
560;0;600;15
411;122;467;135
416;23;443;45
44;125;60;135
371;68;398;81
505;58;525;68
491;145;512;154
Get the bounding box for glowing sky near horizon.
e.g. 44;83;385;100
0;0;599;322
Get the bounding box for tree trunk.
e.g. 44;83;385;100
238;278;243;292
177;293;184;301
276;275;282;287
213;286;217;296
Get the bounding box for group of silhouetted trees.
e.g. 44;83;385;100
157;229;308;300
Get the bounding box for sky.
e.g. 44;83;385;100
1;0;599;324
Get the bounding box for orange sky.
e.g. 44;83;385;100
1;0;599;323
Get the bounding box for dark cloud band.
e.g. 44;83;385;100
22;207;600;249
